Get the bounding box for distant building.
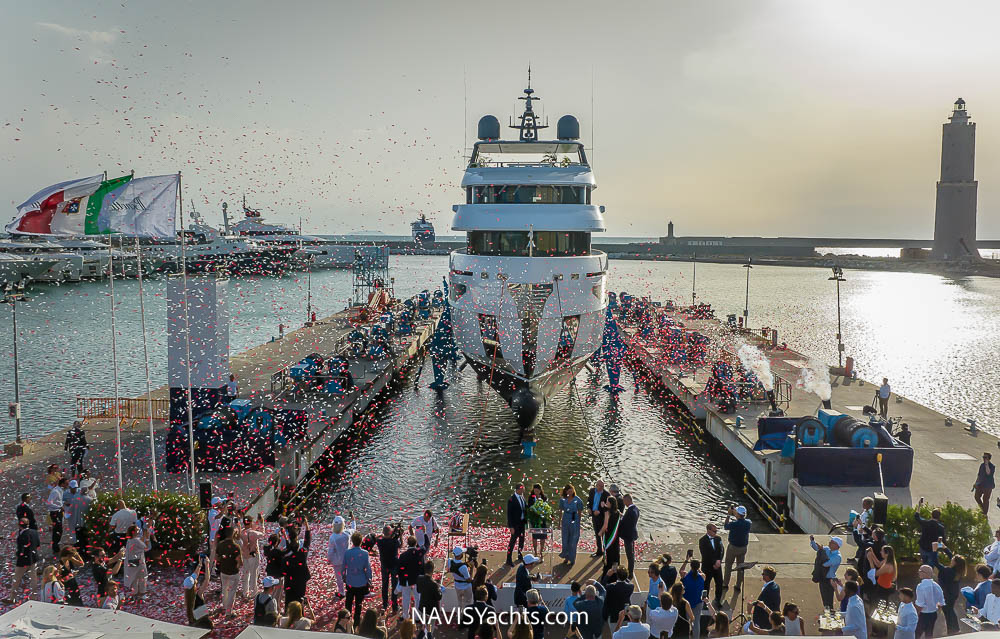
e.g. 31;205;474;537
932;98;980;260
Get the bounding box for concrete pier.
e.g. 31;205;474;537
0;300;440;521
626;305;999;533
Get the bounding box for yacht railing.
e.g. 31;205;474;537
471;161;587;168
76;396;170;420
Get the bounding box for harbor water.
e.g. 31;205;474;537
1;256;998;530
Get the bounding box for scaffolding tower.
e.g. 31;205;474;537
352;245;391;305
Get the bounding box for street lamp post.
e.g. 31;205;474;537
3;283;27;450
828;265;846;368
743;257;753;326
691;253;697;306
306;261;312;324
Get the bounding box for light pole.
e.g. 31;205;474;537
3;282;27;448
306;260;312;324
691;253;697;306
743;257;753;325
828;265;846;368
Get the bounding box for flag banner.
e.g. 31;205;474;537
81;174;133;235
7;174;104;235
97;173;178;238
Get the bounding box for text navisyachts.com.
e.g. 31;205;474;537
411;607;587;627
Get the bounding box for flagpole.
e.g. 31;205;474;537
135;237;158;492
179;172;197;495
108;235;123;493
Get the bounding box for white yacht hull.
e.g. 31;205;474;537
448;250;607;427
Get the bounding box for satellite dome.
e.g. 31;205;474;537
478;115;501;140
557;115;580;140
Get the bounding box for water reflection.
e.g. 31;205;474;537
309;356;752;532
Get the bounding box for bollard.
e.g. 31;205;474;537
521;440;536;458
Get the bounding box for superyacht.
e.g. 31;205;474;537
228;197;374;268
448;78;608;427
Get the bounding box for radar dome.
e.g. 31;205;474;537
477;115;501;140
557;115;580;140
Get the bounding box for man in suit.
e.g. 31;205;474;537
619;494;640;579
602;566;635;624
752;565;781;630
573;580;607;639
587;480;608;558
506;484;527;567
699;522;725;606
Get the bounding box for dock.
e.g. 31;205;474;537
625;303;999;533
1;298;441;521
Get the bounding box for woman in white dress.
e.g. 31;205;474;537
123;525;152;601
326;515;356;598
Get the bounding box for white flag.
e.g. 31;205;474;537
98;173;178;238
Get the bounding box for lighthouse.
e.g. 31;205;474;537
932;98;979;260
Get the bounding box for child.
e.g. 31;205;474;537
782;602;804;635
896;587;917;639
100;581;121;610
647;563;667;610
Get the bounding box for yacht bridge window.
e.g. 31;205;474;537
469;185;588;205
466;231;591;257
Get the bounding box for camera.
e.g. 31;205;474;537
465;546;479;562
389;520;405;542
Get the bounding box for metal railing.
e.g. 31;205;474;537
76;396;169;420
743;472;787;533
772;373;792;407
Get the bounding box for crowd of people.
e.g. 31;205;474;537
12;431;1000;639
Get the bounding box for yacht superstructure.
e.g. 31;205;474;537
229;197;379;268
448;79;608;427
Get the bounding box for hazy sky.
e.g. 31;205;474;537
3;1;1000;238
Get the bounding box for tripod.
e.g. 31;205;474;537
729;561;759;629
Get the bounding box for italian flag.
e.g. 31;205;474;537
7;173;133;236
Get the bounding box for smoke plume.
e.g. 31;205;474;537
798;359;832;401
737;344;774;391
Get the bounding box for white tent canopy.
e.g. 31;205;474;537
0;601;209;639
235;627;360;639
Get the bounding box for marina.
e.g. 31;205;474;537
7;3;1000;638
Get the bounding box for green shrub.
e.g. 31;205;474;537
83;490;205;566
884;501;991;562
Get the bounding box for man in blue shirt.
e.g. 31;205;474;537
897;587;918;639
973;565;994;609
723;505;752;593
810;535;842;608
842;580;868;639
573;580;607;639
343;532;373;627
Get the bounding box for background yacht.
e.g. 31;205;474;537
0;240;84;283
0;255;62;289
411;214;436;244
227;197;389;268
448;79;608;428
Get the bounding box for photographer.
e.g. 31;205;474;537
376;524;401;613
722;504;751;594
449;546;474;608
